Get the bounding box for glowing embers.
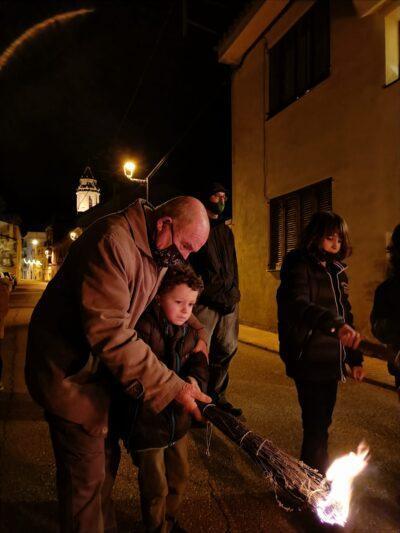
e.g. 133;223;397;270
315;443;369;526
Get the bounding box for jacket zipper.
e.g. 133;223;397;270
168;342;182;447
325;268;346;383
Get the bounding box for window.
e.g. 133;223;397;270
385;7;400;85
269;0;330;116
269;178;332;270
88;196;93;209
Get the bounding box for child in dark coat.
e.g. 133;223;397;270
120;264;208;533
277;211;364;474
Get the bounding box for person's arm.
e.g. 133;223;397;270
187;314;208;357
80;233;186;413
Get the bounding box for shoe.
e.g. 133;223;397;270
216;400;242;417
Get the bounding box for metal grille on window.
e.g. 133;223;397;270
269;179;332;270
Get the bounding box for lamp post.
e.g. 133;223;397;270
123;160;149;202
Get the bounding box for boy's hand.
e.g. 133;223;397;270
350;365;365;382
175;382;211;421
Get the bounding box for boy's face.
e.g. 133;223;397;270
158;283;198;326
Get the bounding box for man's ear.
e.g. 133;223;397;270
156;216;173;232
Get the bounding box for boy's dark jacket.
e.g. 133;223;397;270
371;276;400;387
117;302;209;451
277;249;363;381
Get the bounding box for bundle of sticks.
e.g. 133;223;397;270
199;401;330;513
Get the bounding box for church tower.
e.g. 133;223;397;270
76;167;100;213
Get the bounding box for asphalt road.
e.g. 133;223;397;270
0;282;399;532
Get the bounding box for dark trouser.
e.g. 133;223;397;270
131;436;189;533
294;380;338;475
45;412;121;533
194;304;238;401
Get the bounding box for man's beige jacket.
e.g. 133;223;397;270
25;200;190;436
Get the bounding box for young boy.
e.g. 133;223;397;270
120;264;208;533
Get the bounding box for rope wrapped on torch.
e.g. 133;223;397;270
197;404;369;527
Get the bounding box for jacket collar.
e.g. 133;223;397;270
123;199;154;259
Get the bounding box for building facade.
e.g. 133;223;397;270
0;220;22;281
219;0;400;335
22;231;48;281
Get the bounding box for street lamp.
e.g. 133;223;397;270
123;159;149;202
123;161;136;180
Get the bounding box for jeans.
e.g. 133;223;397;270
194;304;239;402
294;380;338;474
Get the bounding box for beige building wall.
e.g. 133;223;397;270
230;1;400;335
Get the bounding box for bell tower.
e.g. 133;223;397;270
76;167;100;213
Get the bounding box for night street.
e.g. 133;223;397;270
0;283;399;532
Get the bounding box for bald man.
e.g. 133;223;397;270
25;197;210;533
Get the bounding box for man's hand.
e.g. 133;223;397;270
338;324;361;349
350;365;365;382
175;382;211;421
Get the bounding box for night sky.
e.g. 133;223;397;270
0;0;247;232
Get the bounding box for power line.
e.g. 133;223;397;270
113;0;176;141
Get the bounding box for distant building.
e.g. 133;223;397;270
22;231;47;281
219;0;400;335
0;220;22;281
76;166;100;213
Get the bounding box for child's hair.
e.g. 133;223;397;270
158;264;204;295
300;211;351;260
387;224;400;276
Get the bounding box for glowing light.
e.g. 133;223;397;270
31;239;39;246
24;258;42;266
0;9;95;72
123;161;136;180
69;231;78;241
315;443;369;526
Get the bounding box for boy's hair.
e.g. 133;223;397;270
158;264;204;295
300;211;351;260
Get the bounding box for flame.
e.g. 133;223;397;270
315;443;369;526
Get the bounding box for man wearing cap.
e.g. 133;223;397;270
190;183;242;417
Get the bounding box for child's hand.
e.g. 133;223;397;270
175;382;211;421
338;324;361;349
350;365;365;382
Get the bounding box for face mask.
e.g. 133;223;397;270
152;224;186;268
208;199;225;215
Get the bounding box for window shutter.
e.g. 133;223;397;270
269;179;332;270
285;194;299;253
